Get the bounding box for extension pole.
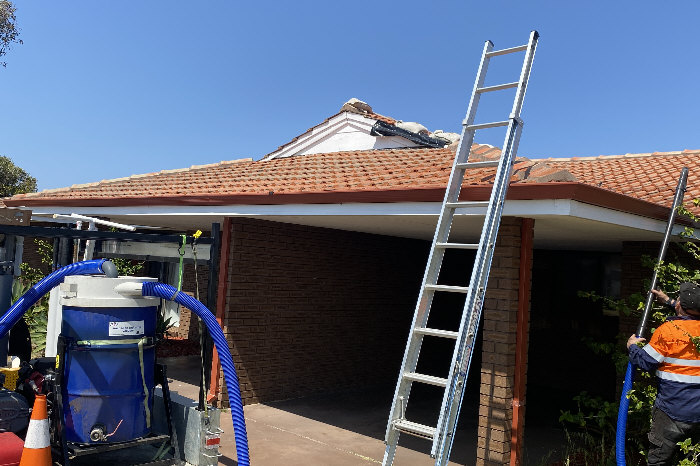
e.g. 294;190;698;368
638;167;689;335
615;167;689;466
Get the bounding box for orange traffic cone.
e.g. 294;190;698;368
19;394;52;466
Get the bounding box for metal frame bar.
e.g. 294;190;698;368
0;224;213;244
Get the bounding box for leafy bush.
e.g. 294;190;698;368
557;203;700;465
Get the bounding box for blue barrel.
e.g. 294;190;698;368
59;276;158;444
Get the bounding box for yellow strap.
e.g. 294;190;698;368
76;337;151;428
138;338;151;428
76;338;150;346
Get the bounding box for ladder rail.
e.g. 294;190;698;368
383;38;495;448
510;30;539;119
432;120;524;462
382;31;539;466
433;30;538;465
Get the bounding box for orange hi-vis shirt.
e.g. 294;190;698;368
644;318;700;383
629;315;700;422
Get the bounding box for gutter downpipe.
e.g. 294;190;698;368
208;217;232;404
510;218;534;466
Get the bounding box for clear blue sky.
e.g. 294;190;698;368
1;1;699;191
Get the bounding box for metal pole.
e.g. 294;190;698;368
637;167;689;337
0;235;16;364
200;223;221;410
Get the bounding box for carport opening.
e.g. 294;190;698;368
221;218;483;463
526;249;620;430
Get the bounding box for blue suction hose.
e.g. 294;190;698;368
142;282;249;466
615;167;688;465
0;259;115;339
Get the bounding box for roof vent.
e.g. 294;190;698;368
395;121;429;135
340;98;373;115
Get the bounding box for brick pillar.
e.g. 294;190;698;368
477;217;533;465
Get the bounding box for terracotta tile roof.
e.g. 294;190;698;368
7;145;699;217
10;146;495;200
544;150;700;208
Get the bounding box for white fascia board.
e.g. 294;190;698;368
263;113;377;160
28;199;676;234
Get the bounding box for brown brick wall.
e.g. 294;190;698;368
477;217;533;465
218;218;427;405
18;237;52;277
620;242;658;337
170;263;209;339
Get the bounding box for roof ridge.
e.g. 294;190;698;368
535;149;700;162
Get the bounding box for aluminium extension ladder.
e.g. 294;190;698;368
383;31;539;466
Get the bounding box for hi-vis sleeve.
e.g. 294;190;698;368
629;343;662;372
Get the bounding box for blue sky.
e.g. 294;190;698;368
1;1;699;191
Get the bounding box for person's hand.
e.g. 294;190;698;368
651;289;670;303
627;334;646;349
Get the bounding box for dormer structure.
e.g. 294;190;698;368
262;98;456;161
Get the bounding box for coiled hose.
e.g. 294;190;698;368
0;259;116;339
141;282;249;466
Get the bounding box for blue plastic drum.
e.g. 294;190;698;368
58;276;158;444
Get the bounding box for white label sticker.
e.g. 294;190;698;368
108;320;145;336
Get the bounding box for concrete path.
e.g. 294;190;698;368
164;356;564;465
165;357;472;465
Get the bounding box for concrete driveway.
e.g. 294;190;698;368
165;356;473;465
165;356;565;465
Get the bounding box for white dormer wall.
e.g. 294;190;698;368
262;112;421;161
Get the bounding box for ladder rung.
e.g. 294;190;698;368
445;201;489;209
392;419;436;440
465;120;510;131
436;242;478;250
414;327;459;339
456;160;500;169
404;372;448;387
424;284;469;294
476;81;519;93
486;44;528;57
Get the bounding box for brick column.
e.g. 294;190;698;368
477;217;533;465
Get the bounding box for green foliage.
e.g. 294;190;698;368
19;239;52;284
12;278;48;357
14;239;53;357
0;155;36;197
156;314;175;339
110;257;144;277
0;0;21;67
678;438;700;465
560;202;700;464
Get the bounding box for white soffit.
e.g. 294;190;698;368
27;199;679;251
